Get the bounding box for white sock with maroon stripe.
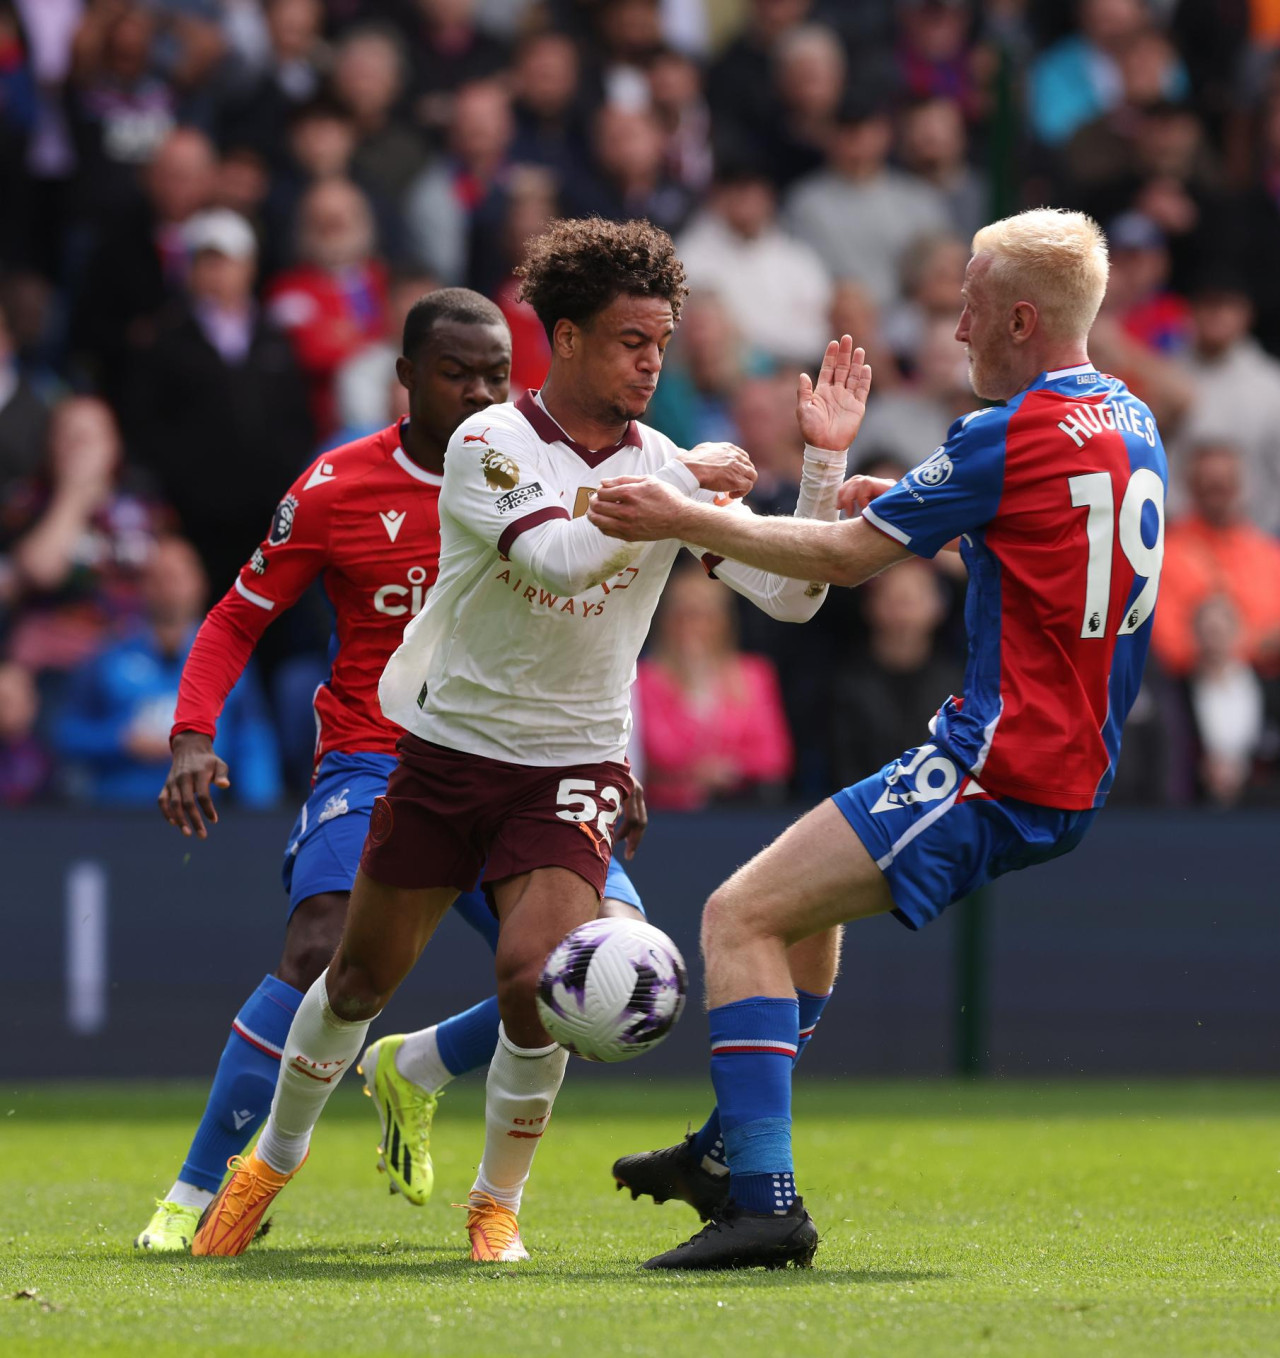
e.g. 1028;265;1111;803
256;970;370;1174
470;1025;569;1211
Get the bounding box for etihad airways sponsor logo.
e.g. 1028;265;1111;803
491;563;641;617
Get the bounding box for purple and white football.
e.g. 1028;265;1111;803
536;918;687;1062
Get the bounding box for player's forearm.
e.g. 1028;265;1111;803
170;592;268;740
710;445;846;620
674;497;905;588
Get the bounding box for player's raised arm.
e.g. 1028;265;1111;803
689;337;871;620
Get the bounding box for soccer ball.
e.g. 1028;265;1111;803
536;917;687;1062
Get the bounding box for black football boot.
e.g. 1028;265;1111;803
640;1200;819;1271
612;1133;731;1221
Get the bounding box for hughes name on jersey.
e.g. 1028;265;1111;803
861;364;1168;811
172;423;445;761
380;391;848;767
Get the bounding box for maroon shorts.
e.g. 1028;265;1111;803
360;734;633;896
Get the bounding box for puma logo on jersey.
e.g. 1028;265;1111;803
304;461;335;490
462;427;492;444
380;509;405;542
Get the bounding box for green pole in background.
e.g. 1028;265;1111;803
953;31;1019;1078
955;889;989;1076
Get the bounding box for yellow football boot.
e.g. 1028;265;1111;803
358;1035;438;1206
134;1200;201;1252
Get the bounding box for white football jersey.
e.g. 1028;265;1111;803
380;391;838;766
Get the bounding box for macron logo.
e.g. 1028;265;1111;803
380;510;405;542
304;461;335;490
232;1109;255;1130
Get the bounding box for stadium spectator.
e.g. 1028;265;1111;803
829;277;904;392
646;43;712;194
677;160;832;366
266;176;387;437
706;0;814;167
895;0;981;120
1028;0;1184;148
0;659;51;804
881;230;967;368
0;395;165;674
331;24;428;205
217;0;326;167
635;562;793;812
507;30;591;186
400;0;510;136
1103;211;1190;355
53;534;280;806
856;315;977;466
757;22;847;190
489;163;556;388
1153;442;1280;679
334;268;437;438
1172;273;1280;533
403;79;513;286
784;96;949;309
896;96;987;239
563;103;694;238
71;124;217;399
829;556;964;786
0;287;50;485
1178;594;1268;806
126;208;314;597
643;291;763;449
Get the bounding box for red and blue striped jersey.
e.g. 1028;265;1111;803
862;364;1168;811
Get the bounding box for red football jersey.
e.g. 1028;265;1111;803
172;423;442;763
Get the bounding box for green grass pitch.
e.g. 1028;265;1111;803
2;1079;1277;1357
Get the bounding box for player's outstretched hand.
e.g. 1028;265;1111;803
676;441;757;498
618;779;648;860
158;730;231;839
588;476;691;541
797;335;871;452
837;473;898;517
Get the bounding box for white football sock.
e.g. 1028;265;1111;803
471;1024;568;1212
394;1024;454;1094
255;969;370;1175
165;1181;214;1210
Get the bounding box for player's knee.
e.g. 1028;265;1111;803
701;885;773;957
279;893;348;991
324;954;390;1022
494;952;544;1031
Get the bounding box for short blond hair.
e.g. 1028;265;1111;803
971;208;1109;340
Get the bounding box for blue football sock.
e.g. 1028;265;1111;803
709;996;799;1216
435;995;501;1078
689;987;831;1173
795;986;831;1057
178;974;302;1194
452;887;500;952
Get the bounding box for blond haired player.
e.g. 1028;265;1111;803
592;209;1168;1270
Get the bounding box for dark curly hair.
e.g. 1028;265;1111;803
516;217;688;343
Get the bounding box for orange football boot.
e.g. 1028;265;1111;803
191;1149;306;1257
459;1190;530;1262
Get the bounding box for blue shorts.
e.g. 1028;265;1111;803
282;752;643;930
832;741;1095;931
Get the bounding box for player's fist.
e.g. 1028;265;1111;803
676;442;757;498
797;336;871;452
158;730;231;840
837;473;898;518
589;476;691;541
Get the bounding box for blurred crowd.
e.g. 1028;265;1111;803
0;0;1278;814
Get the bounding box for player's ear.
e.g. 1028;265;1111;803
552;317;577;360
395;354;415;394
1009;301;1037;344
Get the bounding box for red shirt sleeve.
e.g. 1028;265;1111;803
171;459;334;740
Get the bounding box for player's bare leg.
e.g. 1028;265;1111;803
642;803;889;1270
460;867;600;1261
192;873;457;1255
612;925;843;1220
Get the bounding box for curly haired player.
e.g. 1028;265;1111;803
193;218;861;1263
